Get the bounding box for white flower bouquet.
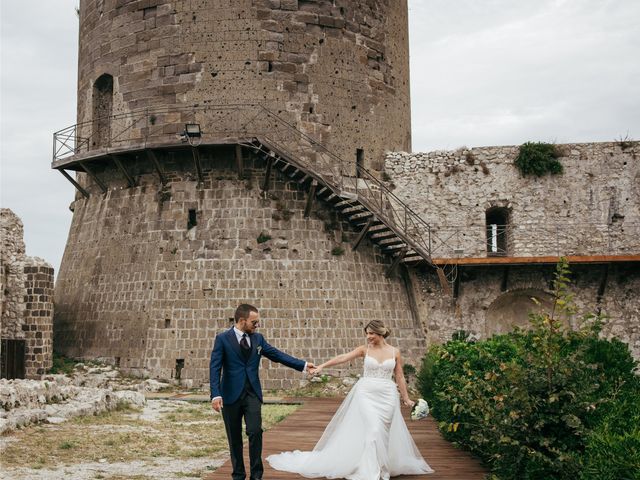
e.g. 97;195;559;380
410;398;430;420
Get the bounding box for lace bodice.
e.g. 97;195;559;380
362;354;395;380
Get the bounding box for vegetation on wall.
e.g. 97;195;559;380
515;142;564;177
257;232;271;244
418;259;639;480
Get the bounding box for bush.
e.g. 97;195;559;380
579;378;640;480
418;258;638;479
515;142;564;177
48;353;79;375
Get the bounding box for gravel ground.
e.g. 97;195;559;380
0;456;227;480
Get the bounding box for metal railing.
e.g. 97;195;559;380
426;223;640;258
52;105;638;265
53;104;439;262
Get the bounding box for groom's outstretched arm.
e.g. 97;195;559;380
209;335;224;400
260;338;307;372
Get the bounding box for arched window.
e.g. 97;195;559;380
486;207;509;256
92;74;113;148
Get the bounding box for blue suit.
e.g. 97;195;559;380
209;327;305;405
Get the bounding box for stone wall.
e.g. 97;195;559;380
410;263;640;360
1;208;26;340
385;142;640;258
1;209;55;379
385;142;640;359
54;147;425;389
23;257;55;378
76;0;411;170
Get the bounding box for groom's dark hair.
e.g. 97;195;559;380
235;304;258;322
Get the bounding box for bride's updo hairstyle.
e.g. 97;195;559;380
364;320;391;338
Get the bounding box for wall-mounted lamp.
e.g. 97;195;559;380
184;123;201;138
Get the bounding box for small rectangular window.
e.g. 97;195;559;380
175;359;185;380
356;148;364;178
187;209;197;229
143;6;157;19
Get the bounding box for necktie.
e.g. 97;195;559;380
240;333;250;359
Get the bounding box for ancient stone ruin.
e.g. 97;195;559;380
0;208;54;379
49;1;639;389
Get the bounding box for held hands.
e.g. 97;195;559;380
308;365;323;376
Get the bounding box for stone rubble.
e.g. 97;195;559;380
0;363;170;434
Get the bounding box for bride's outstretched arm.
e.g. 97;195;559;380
393;350;415;407
313;345;366;373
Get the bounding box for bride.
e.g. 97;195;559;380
267;320;434;479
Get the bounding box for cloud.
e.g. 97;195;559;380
408;0;640;149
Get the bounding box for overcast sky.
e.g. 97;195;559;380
1;0;639;274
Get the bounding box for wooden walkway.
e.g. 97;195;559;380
204;397;487;480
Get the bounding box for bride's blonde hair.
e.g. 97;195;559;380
364;320;391;338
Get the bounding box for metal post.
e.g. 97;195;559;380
404;207;407;234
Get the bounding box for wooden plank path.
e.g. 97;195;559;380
205;397;487;480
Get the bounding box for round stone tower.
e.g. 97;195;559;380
76;0;410;168
53;0;425;388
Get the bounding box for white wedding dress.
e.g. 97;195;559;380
267;349;434;479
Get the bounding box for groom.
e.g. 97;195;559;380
210;304;314;480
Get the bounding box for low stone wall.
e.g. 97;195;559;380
0;363;166;434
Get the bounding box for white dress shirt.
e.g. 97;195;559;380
234;326;250;346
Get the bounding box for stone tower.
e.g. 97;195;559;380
53;0;428;388
76;0;410;168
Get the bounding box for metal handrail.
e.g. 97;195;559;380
426;222;639;258
52;105;636;268
53;103;441;265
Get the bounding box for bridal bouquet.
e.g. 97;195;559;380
410;398;430;420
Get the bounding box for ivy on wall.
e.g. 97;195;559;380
515;142;564;177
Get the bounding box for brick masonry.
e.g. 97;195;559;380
23;257;55;377
54;148;426;389
1;209;54;379
76;0;411;171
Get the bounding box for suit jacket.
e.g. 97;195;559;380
209;327;305;405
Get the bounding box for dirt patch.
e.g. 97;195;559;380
0;400;299;479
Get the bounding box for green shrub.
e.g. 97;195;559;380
515;142;564;177
257;232;271;244
579;378;640;480
48;353;78;375
418;258;638;480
